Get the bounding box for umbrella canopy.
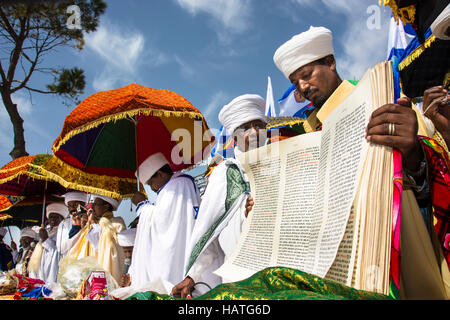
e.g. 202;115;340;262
0;154;67;198
266;116;307;142
0;194;63;228
52;83;214;185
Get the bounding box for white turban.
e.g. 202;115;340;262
135;152;170;185
63;191;88;206
0;227;6;237
218;94;266;135
46;202;69;219
92;195;122;211
431;3;450;40
21;227;40;241
118;228;136;247
273;26;334;79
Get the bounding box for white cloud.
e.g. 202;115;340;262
203;91;230;119
0;93;52;155
84;22;145;73
174;0;252;36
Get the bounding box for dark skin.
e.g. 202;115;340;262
289;55;423;172
67;200;88;228
131;169;172;205
422;85;450;147
119;246;133;287
39;212;64;242
171;120;264;298
87;197;112;225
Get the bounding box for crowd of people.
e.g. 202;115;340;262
0;20;449;300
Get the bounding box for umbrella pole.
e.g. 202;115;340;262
134;118;140;193
41;180;48;228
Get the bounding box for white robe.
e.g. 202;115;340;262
56;217;73;259
128;172;200;289
36;227;60;283
185;158;249;295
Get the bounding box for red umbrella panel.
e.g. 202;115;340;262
51;84;215;188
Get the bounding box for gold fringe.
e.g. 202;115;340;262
398;35;436;71
38;156;145;199
0;214;12;220
53;108;206;152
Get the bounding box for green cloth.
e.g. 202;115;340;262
126;267;392;300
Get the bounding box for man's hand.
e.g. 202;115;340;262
423;86;450;145
366;97;422;171
10;241;17;251
87;208;96;225
39;227;48;242
131;191;147;206
245;195;254;218
119;274;131;287
171;276;195;298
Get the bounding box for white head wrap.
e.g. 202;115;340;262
63;191;88;206
135;152;170;185
431;3;450;40
0;227;6;237
118;228;137;247
92;195;122;211
218;94;266;135
273;26;334;79
46;202;69;219
21;227;40;241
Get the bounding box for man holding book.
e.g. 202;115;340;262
171;94;266;298
273;26;449;299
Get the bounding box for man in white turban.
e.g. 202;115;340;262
273;26;450;299
14;226;40;276
117;228;136;286
67;194;126;284
127;152;201;290
172;94;266;298
28;202;69;283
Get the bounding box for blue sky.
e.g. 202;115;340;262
0;0;393;227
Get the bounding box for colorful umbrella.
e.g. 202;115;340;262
266;116;307;142
51;83;215;187
0;194;62;228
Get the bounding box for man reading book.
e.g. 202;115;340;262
273;26;449;299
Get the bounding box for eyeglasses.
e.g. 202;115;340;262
235;121;266;136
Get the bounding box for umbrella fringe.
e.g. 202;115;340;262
37;156;144;200
53;108;205;152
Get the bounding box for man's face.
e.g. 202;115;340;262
122;246;133;259
147;171;169;193
234;119;267;152
288;57;341;109
67;200;85;215
48;212;63;228
92;198;109;218
20;236;33;249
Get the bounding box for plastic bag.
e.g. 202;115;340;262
57;256;119;299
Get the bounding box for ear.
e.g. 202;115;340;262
326;55;337;72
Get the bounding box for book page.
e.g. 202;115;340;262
214;131;322;281
215;67;378;284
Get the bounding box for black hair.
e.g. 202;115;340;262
151;164;173;179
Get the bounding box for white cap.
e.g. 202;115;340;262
21;227;40;241
118;228;137;247
92;195;122;211
273;26;334;79
218;94;266;135
63;191;88;206
135;152;170;185
431;3;450;40
46;202;69;219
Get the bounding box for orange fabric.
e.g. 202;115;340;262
0;156;36;181
53;83;205;150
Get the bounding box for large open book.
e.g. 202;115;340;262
214;61;397;295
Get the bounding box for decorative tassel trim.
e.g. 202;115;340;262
0;213;12;220
398;35;436;71
38;156;146;199
53;108;206;152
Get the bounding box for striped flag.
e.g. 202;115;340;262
386;16;416;61
277;84;314;118
265;76;276;117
